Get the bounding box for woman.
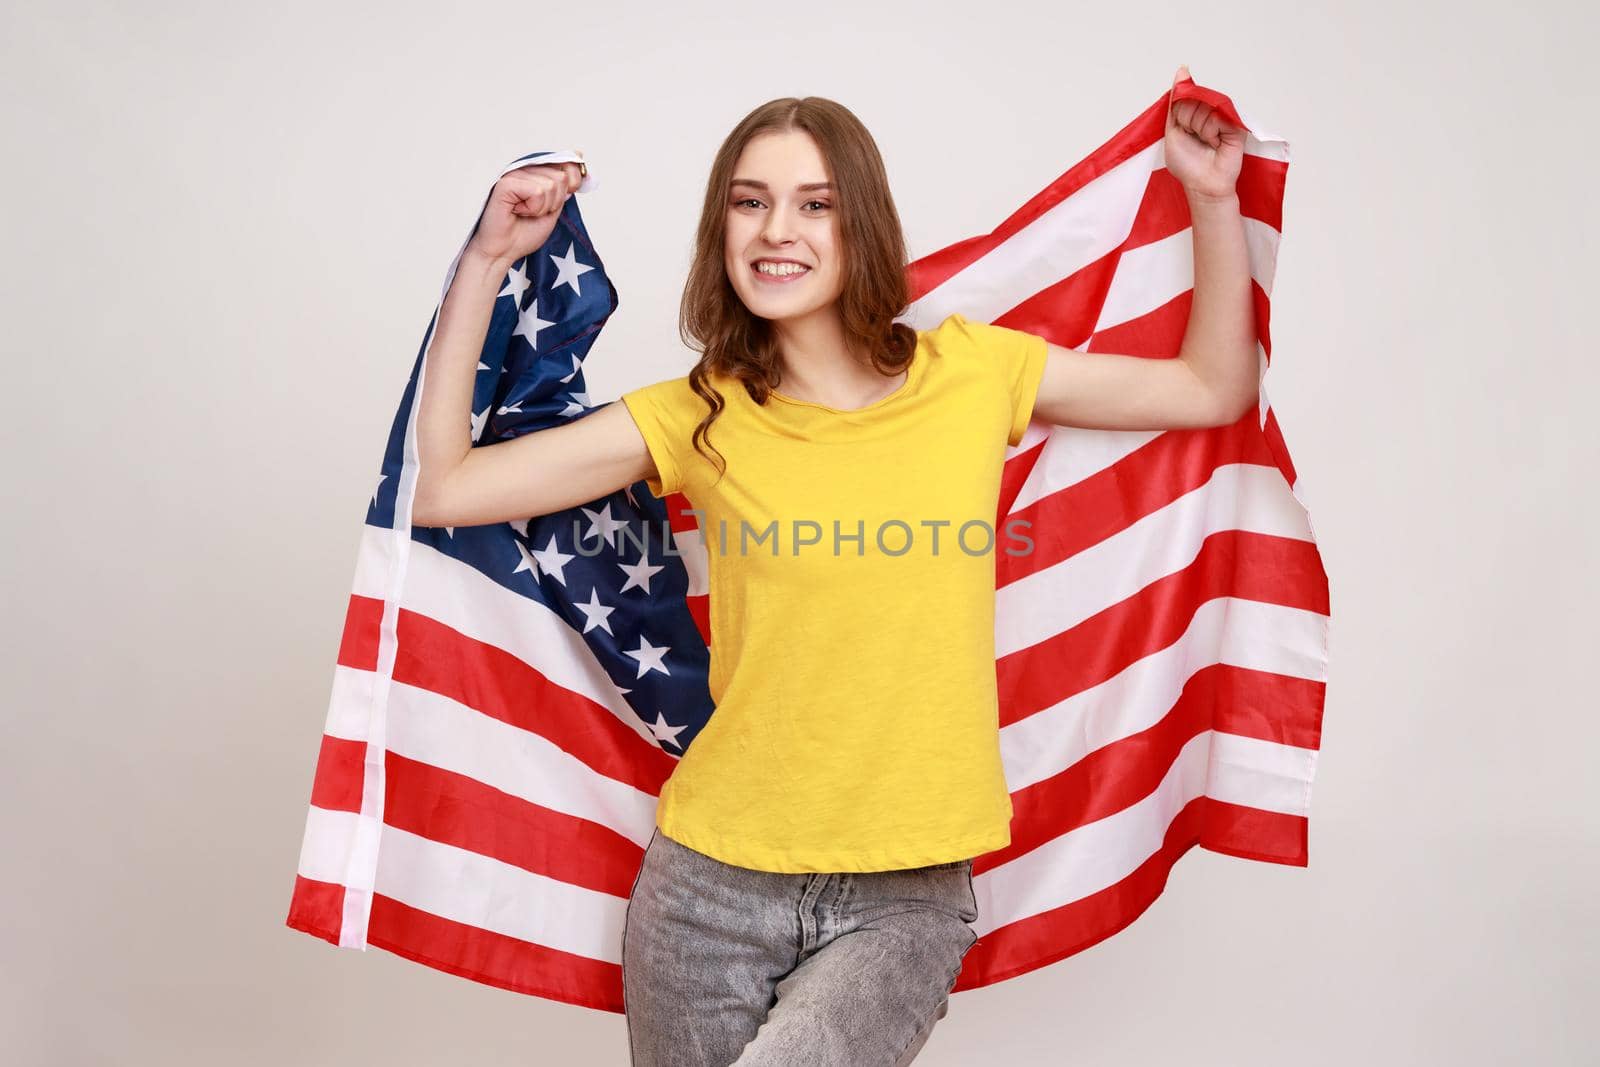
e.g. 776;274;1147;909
411;66;1256;1067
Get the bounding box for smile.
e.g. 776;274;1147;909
752;260;811;284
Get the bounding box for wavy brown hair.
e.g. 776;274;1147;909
679;96;918;483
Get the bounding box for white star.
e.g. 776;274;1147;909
497;261;532;306
470;406;489;442
508;518;530;538
371;473;386;506
559;354;582;384
477;359;490;371
625;634;671;678
530;534;576;586
573;587;616;635
618;550;665;594
513;300;555;350
512;539;539;576
646;711;688;750
559;394;589;418
497;402;523;415
549;242;596;296
578;502;628;550
624;484;639;509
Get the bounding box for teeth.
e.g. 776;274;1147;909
756;261;808;276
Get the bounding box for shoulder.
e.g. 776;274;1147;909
915;312;1006;369
916;311;1046;376
917;311;1033;354
916;311;977;351
914;312;1008;377
623;373;705;415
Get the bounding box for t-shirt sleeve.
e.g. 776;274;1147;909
938;313;1050;447
620;375;700;497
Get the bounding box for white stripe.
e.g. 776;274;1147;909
999;595;1325;796
1209;731;1320;815
1008;422;1162;514
350;526;660;748
323;665;658;847
332;146;600;948
976;730;1201;937
997;462;1319;657
906;141;1283;335
906;141;1166;327
1094;219;1280;333
298;807;628;965
977;729;1315;938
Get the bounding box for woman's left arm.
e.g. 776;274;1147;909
1031;66;1261;432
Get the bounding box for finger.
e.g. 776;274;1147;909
563;161;583;192
1171;98;1195;133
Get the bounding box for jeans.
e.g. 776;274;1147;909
621;826;980;1066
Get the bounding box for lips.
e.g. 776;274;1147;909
751;259;812;284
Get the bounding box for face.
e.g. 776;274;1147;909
722;128;844;325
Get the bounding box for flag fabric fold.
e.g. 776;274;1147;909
286;78;1328;1011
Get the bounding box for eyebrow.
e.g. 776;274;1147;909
729;179;833;192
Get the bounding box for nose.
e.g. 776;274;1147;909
760;208;796;247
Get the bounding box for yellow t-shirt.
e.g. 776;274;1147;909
619;312;1049;873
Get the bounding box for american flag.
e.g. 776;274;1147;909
286;77;1327;1010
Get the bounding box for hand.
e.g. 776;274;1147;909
1164;66;1244;202
465;156;586;266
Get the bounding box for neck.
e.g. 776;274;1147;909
771;305;897;405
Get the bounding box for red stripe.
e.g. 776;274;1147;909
337;594;384;671
306;734;364;813
999;408;1265;587
685;591;711;647
382;749;647;898
999;528;1329;726
961;800;1207;988
957;794;1305;990
909;80;1284;305
335;600;677;794
1201;798;1308;866
297;746;651;900
986;663;1320;874
285;874;345;946
1260;405;1298;488
365;892;623;1012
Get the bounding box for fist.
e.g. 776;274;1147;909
467;157;586;265
1164;66;1244;202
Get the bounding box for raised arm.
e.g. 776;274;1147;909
409;163;659;528
1030;65;1261;433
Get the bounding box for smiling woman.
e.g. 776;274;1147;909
673;97;923;480
606;96;1057;1067
396;79;1262;1064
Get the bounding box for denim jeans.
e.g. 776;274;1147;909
621;826;980;1066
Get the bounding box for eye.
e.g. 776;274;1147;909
734;197;763;209
804;200;830;211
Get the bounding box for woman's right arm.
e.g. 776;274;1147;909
409;162;659;528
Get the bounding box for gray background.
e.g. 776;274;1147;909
3;0;1594;1063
